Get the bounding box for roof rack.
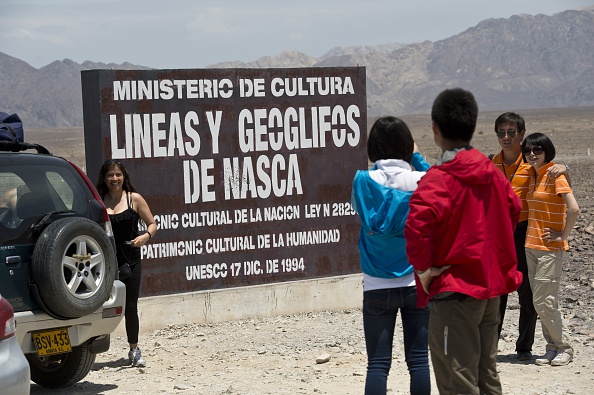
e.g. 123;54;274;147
0;140;51;155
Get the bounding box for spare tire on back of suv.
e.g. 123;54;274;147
31;217;117;318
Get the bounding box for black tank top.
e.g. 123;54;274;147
109;192;141;266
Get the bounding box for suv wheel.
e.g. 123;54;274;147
31;217;116;318
27;344;96;388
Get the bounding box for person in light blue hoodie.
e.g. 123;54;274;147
352;116;447;395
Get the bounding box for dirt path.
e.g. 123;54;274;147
29;291;594;394
27;110;594;394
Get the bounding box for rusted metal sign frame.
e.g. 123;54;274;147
81;67;367;297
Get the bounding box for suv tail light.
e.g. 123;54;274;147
64;159;114;236
0;296;17;341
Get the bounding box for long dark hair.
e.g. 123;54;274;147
95;159;137;198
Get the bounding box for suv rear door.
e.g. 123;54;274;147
0;153;106;312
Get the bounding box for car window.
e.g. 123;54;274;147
46;170;79;211
0;172;25;207
0;163;90;244
0;172;28;229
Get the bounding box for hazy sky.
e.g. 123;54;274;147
3;0;593;70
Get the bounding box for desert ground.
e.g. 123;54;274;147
27;106;594;394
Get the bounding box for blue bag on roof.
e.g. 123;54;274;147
0;112;24;142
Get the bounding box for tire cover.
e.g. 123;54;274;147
31;217;117;318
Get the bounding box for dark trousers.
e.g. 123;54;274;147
430;296;502;395
497;221;537;352
123;261;142;345
363;286;430;395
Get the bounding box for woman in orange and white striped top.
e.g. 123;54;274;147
523;132;580;367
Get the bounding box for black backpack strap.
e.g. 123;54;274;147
0;120;18;142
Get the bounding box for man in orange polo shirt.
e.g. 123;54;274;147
491;112;568;361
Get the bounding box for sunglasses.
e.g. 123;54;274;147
523;146;544;156
496;128;518;138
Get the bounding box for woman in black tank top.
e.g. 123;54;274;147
109;192;142;266
97;159;157;368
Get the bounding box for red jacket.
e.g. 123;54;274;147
404;148;522;307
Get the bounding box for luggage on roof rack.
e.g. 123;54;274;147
0;112;50;154
0;112;24;143
0;140;51;154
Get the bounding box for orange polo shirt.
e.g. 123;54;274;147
491;151;532;222
525;162;572;252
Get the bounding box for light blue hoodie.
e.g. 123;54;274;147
351;153;430;280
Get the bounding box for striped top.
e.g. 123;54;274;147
525;162;572;251
491;151;532;222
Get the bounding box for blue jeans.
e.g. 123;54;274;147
363;286;431;395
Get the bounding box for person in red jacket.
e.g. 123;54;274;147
404;88;523;395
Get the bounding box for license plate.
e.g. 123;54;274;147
32;328;72;356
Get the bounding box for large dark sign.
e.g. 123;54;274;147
81;67;367;297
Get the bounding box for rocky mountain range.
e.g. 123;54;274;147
1;8;593;128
